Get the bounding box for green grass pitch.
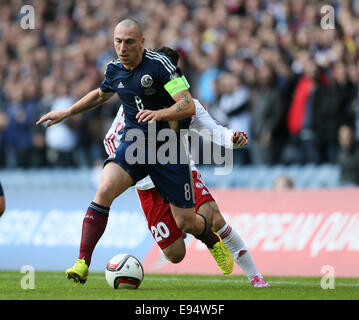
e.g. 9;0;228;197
0;271;358;300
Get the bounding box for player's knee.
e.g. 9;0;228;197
165;251;185;264
96;181;117;204
211;210;226;232
163;239;186;263
176;218;196;234
198;201;225;231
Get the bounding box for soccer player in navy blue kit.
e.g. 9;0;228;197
37;19;233;283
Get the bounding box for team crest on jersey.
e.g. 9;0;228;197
141;74;153;88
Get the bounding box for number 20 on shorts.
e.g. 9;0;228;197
151;222;170;242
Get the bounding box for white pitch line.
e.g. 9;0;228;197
1;273;358;287
144;277;359;288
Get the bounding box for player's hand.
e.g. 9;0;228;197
136;109;163;123
36;110;69;128
232;130;248;147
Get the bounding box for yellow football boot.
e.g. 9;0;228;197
209;233;234;275
65;258;88;284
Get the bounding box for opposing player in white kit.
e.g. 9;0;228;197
103;46;269;288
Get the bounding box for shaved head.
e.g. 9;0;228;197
115;19;143;37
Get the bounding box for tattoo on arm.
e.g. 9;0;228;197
177;103;184;112
176;92;190;112
181;91;190;104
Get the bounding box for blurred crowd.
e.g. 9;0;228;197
1;0;359;184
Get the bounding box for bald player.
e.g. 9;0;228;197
37;19;233;284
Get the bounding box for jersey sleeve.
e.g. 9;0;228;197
190;99;239;149
152;52;183;85
99;63;116;93
158;61;181;86
103;105;125;156
145;50;189;96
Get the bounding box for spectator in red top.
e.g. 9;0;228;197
282;53;319;164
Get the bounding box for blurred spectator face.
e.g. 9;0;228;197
333;63;347;85
226;15;240;37
217;72;238;94
261;12;275;29
303;3;317;25
8;88;23;104
0;112;9;131
317;28;336;48
303;57;317;78
23;80;38;100
347;64;358;83
274;175;294;189
339;125;356;150
55;82;69;97
113;22;144;69
242;62;256;86
41;77;56;97
223;38;238;58
332;41;344;61
208;46;222;66
257;65;273;86
290;0;304;19
245;0;260;15
296;28;309;48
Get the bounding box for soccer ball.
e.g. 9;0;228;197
105;253;144;289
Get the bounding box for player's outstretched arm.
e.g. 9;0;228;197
36;88;114;128
190;100;249;149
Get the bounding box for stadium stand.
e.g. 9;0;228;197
0;163;342;190
198;163;341;189
0;0;358;188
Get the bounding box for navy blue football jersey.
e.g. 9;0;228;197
100;49;191;136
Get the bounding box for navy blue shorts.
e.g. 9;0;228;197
104;137;195;209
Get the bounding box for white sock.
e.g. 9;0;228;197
217;223;261;281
